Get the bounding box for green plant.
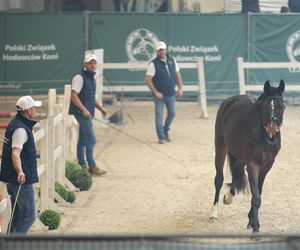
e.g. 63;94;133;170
68;169;92;191
66;191;76;203
39;209;60;230
55;181;76;203
65;161;81;179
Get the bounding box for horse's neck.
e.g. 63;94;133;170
244;105;264;133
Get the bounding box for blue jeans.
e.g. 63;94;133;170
6;184;36;234
154;95;176;140
75;115;96;169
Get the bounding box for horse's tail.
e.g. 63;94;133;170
228;153;247;193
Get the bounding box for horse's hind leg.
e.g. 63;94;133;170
210;144;227;220
224;156;246;205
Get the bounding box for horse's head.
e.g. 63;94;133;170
257;80;285;144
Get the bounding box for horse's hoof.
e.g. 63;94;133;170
247;223;252;230
209;216;218;222
250;230;260;241
223;194;233;205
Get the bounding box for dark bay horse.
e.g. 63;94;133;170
210;80;285;233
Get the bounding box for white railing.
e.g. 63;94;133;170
237;57;300;95
0;85;78;233
98;57;208;118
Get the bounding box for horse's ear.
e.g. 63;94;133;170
264;81;270;93
278;79;285;94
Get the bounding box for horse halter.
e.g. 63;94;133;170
261;96;285;144
264;96;285;125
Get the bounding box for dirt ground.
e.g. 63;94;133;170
49;101;300;234
1;100;300;234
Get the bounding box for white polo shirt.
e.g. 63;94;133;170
12;128;28;149
71;74;85;94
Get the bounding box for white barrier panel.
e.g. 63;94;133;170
237;57;300;95
99;57;208;118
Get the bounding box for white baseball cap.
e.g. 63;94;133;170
84;53;98;63
156;41;167;50
16;95;42;111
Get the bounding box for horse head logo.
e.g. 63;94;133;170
126;28;160;63
286;30;300;73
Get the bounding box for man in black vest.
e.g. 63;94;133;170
241;0;260;13
0;96;41;233
145;41;183;144
69;54;108;176
288;0;300;12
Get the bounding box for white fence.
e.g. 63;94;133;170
98;57;208;118
0;85;78;233
237;57;300;95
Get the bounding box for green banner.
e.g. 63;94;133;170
0;13;85;95
0;14;5;87
4;12;300;98
90;13;246;96
249;14;300;90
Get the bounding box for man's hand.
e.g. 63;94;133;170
155;92;164;99
100;107;108;117
17;171;25;184
82;109;91;118
177;88;183;97
95;102;108;117
71;90;91;118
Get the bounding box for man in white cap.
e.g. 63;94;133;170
69;53;108;176
145;41;183;144
0;95;42;233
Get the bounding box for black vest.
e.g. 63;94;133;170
0;114;38;184
152;55;177;97
69;69;96;117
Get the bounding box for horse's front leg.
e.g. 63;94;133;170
246;161;261;232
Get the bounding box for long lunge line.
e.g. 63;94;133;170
92;117;191;179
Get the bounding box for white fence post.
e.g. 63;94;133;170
58;87;79;192
46;115;57;209
54;104;65;185
63;85;78;162
197;57;208;118
48;89;56;116
38;119;48;211
237;57;246;95
0;184;10;234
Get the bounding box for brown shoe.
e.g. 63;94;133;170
89;166;107;176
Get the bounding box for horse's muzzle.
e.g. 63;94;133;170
264;120;280;138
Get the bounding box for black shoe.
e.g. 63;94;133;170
165;135;171;142
165;131;171;142
158;139;166;144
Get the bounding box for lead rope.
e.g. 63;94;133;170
92;117;191;179
7;184;22;234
